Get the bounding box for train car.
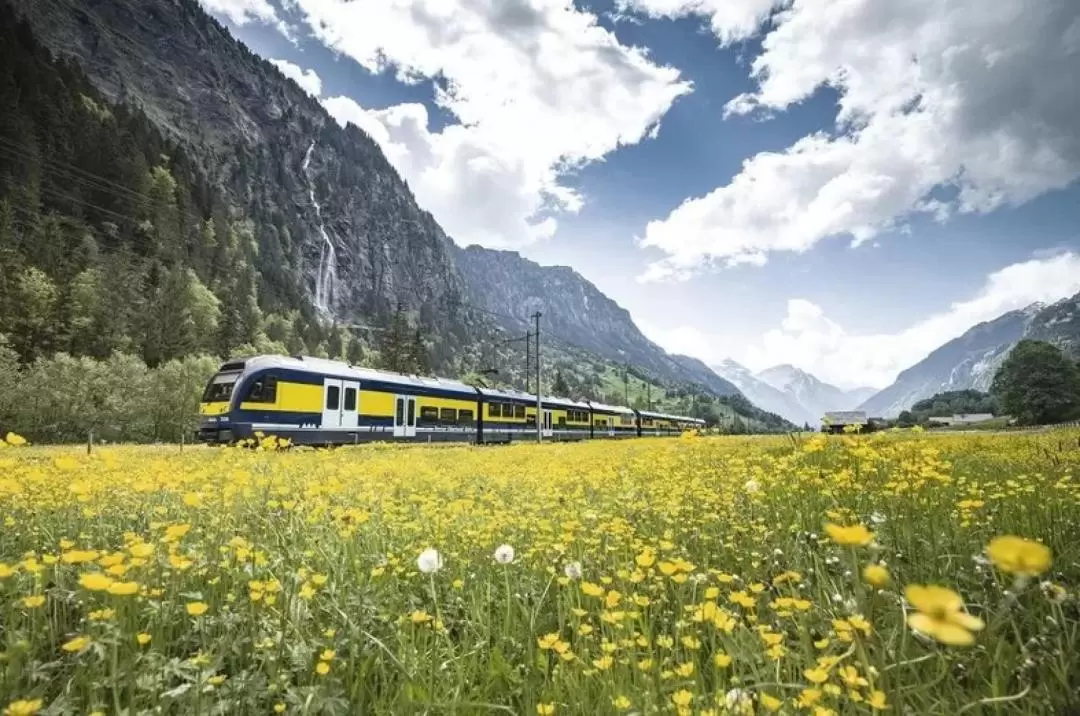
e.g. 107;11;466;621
475;387;536;443
197;355;481;445
635;409;691;437
197;354;707;446
586;401;638;438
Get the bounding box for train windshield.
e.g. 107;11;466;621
201;371;241;402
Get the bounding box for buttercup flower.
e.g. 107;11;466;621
905;585;985;646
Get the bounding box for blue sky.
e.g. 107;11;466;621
202;0;1080;389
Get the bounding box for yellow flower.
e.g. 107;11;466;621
824;523;874;547
3;699;43;716
612;696;631;710
713;652;732;668
675;661;695;677
78;573;114;591
61;636;91;653
107;581;139;596
273;705;286;714
21;595;45;609
129;542;155;559
186;601;209;617
868;690;888;710
208;675;226;686
592;655;613;670
411;610;432;624
905;585;984;646
315;661;330;676
536;704;555;715
671;690;693;707
862;563;890;587
320;649;335;661
581;582;604;597
804;667;829;684
635;550;655;568
760;694;782;712
137;633;152;646
986;536;1052;577
4;432;27;446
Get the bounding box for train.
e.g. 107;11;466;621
196;354;704;445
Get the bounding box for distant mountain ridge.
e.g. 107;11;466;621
454;245;741;397
711;360;871;426
859;294;1080;416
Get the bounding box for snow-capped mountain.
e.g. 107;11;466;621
711;360;872;426
757;365;874;424
858;297;1080;417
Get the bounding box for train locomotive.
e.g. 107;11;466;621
196;354;704;446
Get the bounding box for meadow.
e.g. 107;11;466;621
0;430;1078;715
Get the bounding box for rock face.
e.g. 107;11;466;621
857;297;1080;417
454;246;740;396
11;0;477;338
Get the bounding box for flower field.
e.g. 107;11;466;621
1;430;1079;715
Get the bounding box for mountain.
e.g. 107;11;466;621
755;364;872;424
7;0;485;367
858;301;1065;417
711;360;818;426
1;0;793;429
454;245;740;397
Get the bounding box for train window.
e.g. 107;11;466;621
489;403;502;418
526;414;536;427
557;416;567;426
202;372;240;402
326;385;340;410
407;399;416;426
343;387;357;411
514;404;525;419
420;406;439;423
440;408;457;423
246;377;278;403
458;409;474;423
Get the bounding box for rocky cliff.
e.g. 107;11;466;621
858;302;1066;417
454;245;740;396
11;0;480;345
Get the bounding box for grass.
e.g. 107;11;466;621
1;429;1079;715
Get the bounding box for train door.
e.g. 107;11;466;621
542;410;553;438
393;395;417;438
340;381;359;429
322;379;343;428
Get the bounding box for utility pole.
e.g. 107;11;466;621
647;382;652;411
623;363;629;405
525;330;531;394
533;311;542;443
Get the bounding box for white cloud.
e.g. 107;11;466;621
199;0;293;35
631;0;1080;280
616;0;786;44
644;252;1080;388
292;0;691;249
269;59;322;96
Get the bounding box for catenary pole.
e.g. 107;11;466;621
533;311;542;443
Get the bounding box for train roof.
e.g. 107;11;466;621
586;401;635;415
637;408;705;424
224;355;480;397
476;386;591;409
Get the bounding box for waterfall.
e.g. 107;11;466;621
303;141;338;316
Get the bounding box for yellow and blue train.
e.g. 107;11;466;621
196;354;704;445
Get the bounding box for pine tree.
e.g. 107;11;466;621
551;369;570;397
407;327;429;375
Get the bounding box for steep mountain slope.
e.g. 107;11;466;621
7;0;778;425
10;0;484;358
711;360;817;426
455;245;740;397
859;306;1039;416
1025;293;1080;358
